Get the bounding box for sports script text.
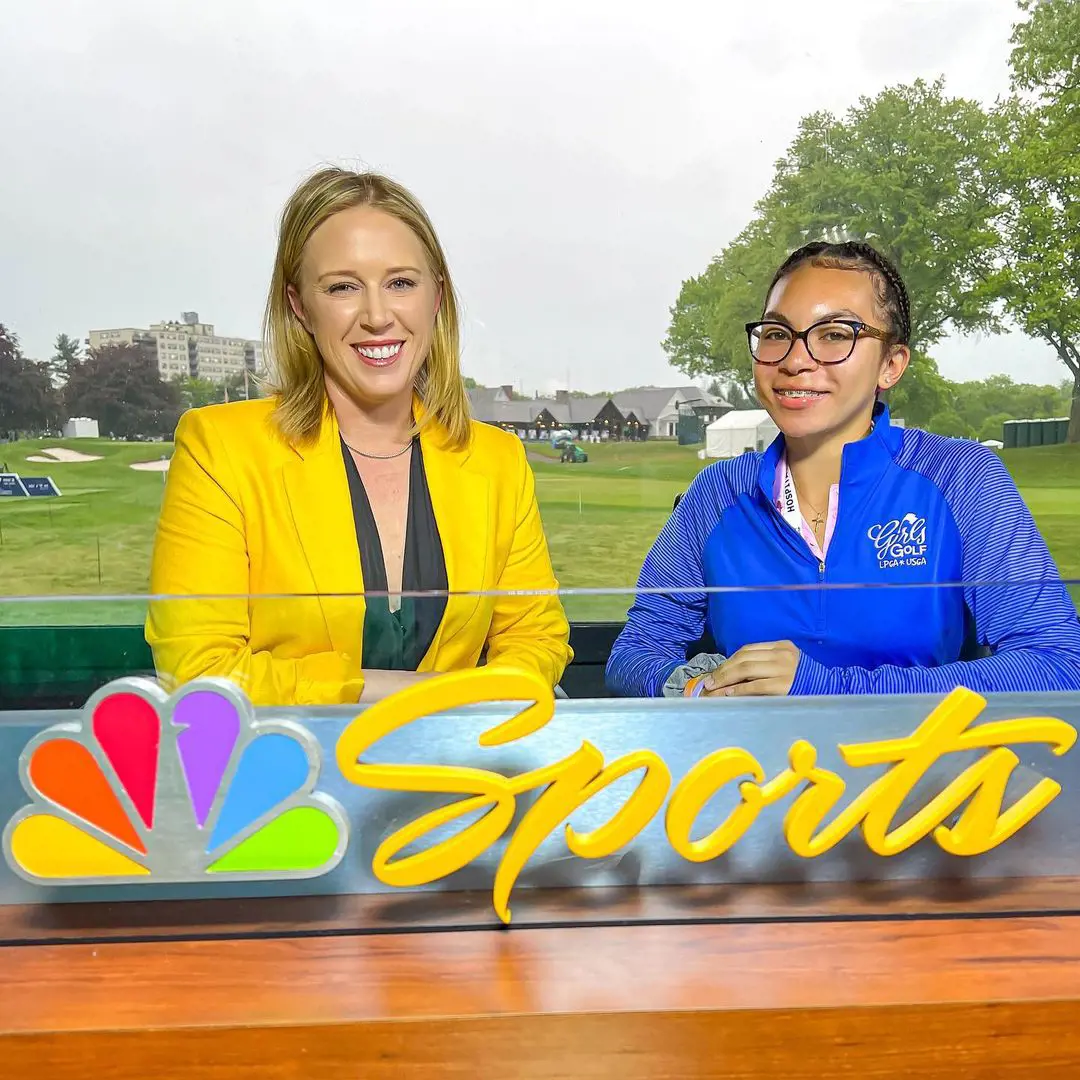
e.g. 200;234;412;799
335;669;1076;923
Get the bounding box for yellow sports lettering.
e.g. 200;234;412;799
665;748;769;862
337;667;557;886
493;746;670;924
838;687;1076;855
334;677;1077;922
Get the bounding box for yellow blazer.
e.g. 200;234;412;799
146;397;573;705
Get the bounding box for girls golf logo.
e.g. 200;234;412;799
867;513;928;569
2;677;348;885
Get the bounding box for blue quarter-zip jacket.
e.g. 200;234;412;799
606;403;1080;697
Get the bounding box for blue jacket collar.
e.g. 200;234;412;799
757;400;901;505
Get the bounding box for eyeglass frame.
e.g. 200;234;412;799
744;318;892;366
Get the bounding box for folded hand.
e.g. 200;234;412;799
701;640;800;697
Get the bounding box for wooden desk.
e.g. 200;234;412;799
4;886;1080;1078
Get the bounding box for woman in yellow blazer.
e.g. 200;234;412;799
146;168;572;706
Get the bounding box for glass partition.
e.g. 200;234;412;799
2;583;1080;948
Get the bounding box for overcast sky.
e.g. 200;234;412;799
0;0;1067;395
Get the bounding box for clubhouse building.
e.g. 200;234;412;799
467;385;731;441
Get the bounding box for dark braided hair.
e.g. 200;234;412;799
765;240;912;347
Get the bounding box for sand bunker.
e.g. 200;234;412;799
130;459;171;472
26;447;103;463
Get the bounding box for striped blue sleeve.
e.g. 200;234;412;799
792;441;1080;695
605;468;727;697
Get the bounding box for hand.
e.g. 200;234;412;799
701;641;800;698
359;669;440;703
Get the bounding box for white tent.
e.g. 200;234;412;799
705;409;780;458
63;416;100;438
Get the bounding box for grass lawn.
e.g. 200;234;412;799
528;441;700;621
1;432;1078;626
0;438;171;625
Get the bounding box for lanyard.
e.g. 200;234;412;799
776;454;805;533
776;452;831;563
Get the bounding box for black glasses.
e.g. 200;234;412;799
745;319;891;366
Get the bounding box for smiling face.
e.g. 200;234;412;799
286;204;441;411
753;263;909;445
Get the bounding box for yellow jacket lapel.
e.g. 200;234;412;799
417;414;490;666
281;409;365;659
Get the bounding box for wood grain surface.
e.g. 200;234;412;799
5;908;1080;1077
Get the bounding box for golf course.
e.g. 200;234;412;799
1;432;1078;626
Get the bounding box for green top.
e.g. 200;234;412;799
340;438;448;671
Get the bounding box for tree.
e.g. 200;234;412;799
979;412;1012;444
0;323;56;438
926;408;977;441
169;371;263;410
884;349;952;430
949;373;1069;432
707;377;757;409
172;375;224;410
45;333;82;388
664;78;1004;399
64;342;182;439
761;79;1004;347
227;368;263;401
994;0;1080;441
664;219;781;398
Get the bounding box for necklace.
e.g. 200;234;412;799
792;422;873;526
341;435;413;461
800;494;827;536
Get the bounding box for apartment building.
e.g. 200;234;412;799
87;311;263;384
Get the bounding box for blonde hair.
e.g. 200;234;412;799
264;167;472;449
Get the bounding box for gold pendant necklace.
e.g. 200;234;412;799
804;502;826;536
798;422;872;526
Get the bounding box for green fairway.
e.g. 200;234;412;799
527;441;701;621
1;432;1078;626
536;439;1080;621
0;438;171;625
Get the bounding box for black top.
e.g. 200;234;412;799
340;438;449;671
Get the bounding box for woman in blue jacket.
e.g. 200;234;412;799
607;241;1080;698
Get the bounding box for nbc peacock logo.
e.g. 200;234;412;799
2;677;349;885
